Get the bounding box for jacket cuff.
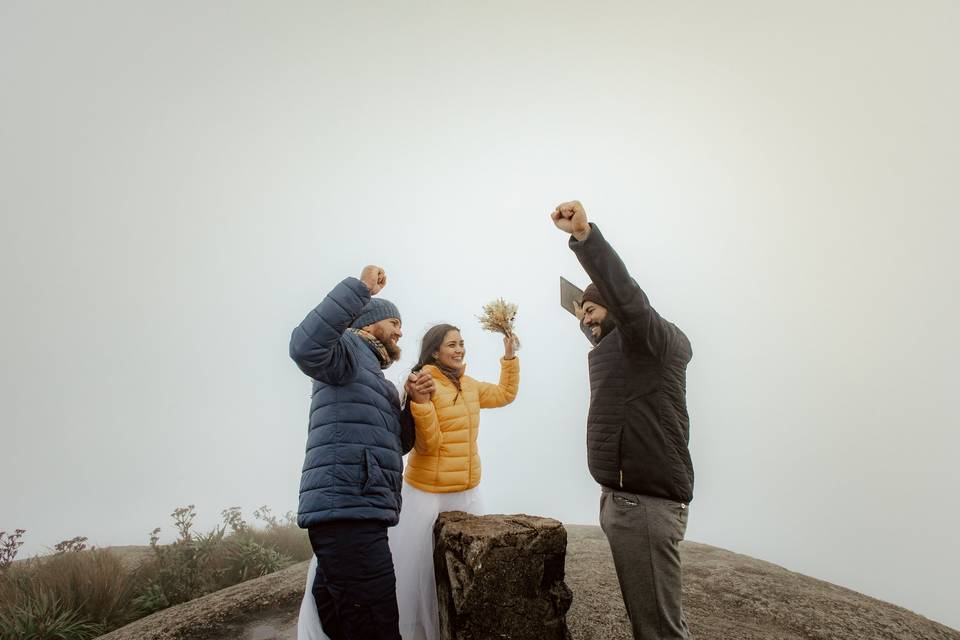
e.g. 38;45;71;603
410;401;435;418
336;276;372;322
342;276;372;302
568;222;602;253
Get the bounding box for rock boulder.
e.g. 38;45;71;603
433;511;573;640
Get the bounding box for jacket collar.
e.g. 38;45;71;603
422;363;466;383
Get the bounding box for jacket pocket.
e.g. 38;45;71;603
612;491;639;508
362;449;384;494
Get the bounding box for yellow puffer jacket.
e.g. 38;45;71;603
405;357;519;493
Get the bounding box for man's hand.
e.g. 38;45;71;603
360;265;387;295
573;300;585;322
405;371;435;404
550;200;591;241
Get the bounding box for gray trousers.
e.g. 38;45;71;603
599;486;691;640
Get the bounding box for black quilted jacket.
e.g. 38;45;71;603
570;224;694;504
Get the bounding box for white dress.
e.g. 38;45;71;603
298;481;485;640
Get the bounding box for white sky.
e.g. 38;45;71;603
2;0;958;630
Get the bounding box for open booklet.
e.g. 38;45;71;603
560;276;599;344
560;276;584;318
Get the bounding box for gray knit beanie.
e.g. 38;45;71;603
351;298;401;329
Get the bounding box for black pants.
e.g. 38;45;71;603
307;520;401;640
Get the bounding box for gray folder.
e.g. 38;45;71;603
560;276;584;318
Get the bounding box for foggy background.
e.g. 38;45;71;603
2;0;957;629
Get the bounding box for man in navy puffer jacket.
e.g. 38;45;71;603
290;264;433;640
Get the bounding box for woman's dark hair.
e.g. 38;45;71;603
403;323;462;405
412;323;461;374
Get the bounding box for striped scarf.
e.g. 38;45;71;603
349;328;390;369
432;363;464;403
434;363;463;392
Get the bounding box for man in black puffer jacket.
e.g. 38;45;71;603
552;201;694;640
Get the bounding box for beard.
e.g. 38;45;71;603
384;340;401;363
586;316;617;343
598;316;617;339
369;325;402;364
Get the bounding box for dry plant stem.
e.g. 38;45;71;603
478;298;520;349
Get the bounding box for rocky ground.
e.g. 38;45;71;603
99;524;959;640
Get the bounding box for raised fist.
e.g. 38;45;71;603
550;200;591;241
360;265;387;295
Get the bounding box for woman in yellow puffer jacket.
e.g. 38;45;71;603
392;323;519;640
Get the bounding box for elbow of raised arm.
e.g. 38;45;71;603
289;329;307;369
289;327;315;365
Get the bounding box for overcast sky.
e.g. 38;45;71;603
2;0;958;630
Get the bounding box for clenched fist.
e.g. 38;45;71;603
360;265;387;295
550;200;591;241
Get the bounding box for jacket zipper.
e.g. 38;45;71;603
463;394;472;488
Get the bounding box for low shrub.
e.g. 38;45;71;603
0;503;306;632
0;591;103;640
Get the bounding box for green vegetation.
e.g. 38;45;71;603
0;505;311;639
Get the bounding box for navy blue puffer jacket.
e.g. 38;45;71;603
289;277;410;528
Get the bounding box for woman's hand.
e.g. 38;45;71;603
503;333;519;360
405;371;435;403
